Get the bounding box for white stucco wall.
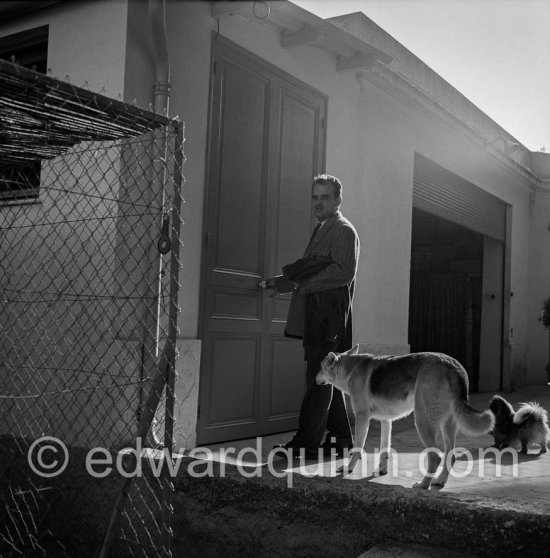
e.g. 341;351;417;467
0;0;128;98
162;1;213;339
352;80;416;354
527;153;550;384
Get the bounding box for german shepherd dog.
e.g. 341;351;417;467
316;346;495;489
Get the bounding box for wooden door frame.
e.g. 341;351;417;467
197;33;327;440
500;204;512;391
198;32;327;338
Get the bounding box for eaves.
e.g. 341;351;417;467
357;62;540;194
211;0;392;71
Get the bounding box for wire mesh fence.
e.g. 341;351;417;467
0;60;185;557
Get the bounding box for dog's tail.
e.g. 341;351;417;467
454;400;495;435
514;402;549;428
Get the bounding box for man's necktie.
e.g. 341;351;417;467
309;222;322;243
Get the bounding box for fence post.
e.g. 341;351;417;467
161;120;184;558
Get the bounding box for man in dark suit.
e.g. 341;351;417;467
280;174;360;457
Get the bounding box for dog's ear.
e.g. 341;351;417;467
342;344;360;356
326;352;339;367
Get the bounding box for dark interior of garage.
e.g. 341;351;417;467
409;207;484;390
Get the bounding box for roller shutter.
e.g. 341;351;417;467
413;153;506;242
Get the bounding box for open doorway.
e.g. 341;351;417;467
409;208;483;390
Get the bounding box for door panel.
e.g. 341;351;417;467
215;60;267;272
268;337;306;420
275;88;319;271
198;36;326;444
208;335;260;426
212;289;261;319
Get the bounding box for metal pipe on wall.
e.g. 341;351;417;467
134;0;172;449
148;0;170;116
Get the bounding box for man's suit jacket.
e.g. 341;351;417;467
284;210;359;345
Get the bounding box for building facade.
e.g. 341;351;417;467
1;0;549;449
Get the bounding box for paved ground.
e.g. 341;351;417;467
358;540;471;557
201;385;550;516
171;385;550;557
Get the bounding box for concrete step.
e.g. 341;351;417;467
359;541;478;557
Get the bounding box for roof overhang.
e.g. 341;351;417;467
210;0;393;71
0;1;67;22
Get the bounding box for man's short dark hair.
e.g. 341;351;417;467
312;174;342;199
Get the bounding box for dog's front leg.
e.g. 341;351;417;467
340;410;371;475
378;419;392;476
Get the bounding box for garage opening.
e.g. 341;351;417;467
409;208;483;390
410;154;509;392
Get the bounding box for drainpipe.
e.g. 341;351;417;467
100;5;173;556
149;0;170;115
139;0;171;446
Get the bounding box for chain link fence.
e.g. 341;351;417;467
0;60;185;557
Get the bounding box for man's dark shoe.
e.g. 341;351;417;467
273;441;317;458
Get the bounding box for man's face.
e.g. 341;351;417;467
311;182;340;222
